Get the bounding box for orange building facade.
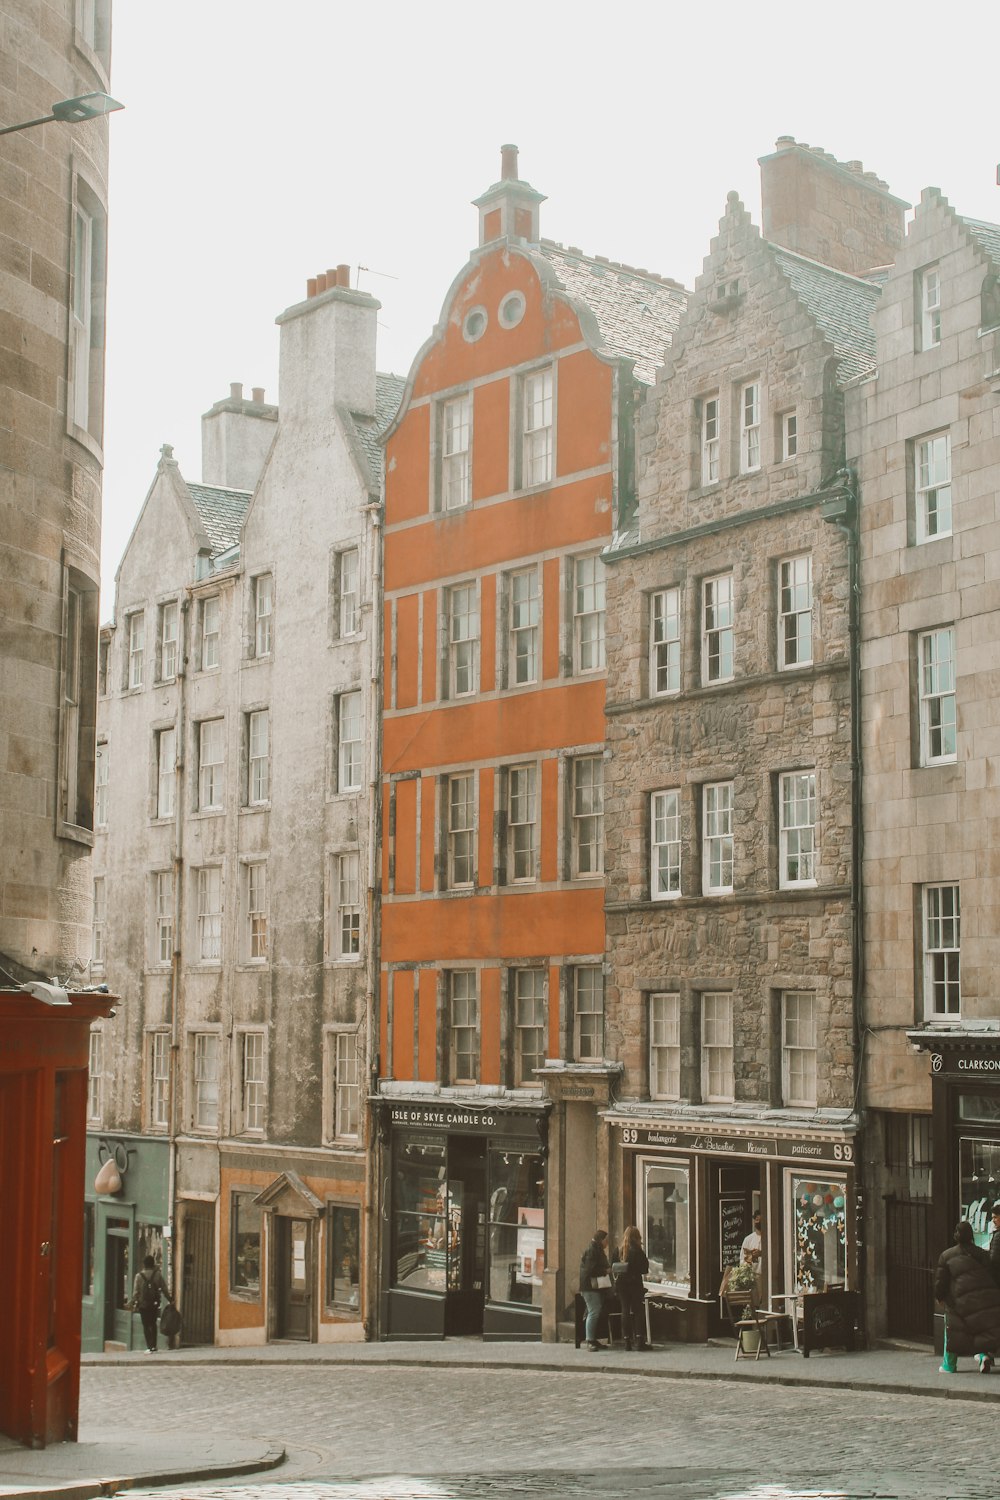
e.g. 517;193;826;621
374;149;685;1340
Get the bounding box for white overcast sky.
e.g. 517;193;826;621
100;0;998;606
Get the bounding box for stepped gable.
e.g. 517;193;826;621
770;246;881;384
186;481;252;557
534;240;688;386
960;215;1000;267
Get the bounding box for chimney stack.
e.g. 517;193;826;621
201;382;277;490
474;143;546;249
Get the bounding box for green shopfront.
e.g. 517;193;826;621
82;1134;171;1353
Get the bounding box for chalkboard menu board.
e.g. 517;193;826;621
720;1196;746;1268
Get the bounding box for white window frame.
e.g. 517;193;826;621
91;876;106;969
336;850;361;959
651;587;681;696
448;582;479;697
253;573;273;658
920;265;941;350
339;547;360;637
509;567;539;686
156;726;176;819
915;432;952;543
651;789;682;900
441;393;472;510
918;627;957;765
449;970;479;1084
573;555;606;673
198;718;225;812
782;991;817;1107
447;772;476;888
195;866;222;963
740;381;761;473
508;763;537;883
239;1030;266;1133
149;1030;170;1130
333;1030;361;1139
702;573;734;684
778;554;813;669
87;1028;102;1123
191;1031;220;1132
650;992;680;1101
702;781;734;895
71;204;93;431
513;969;546;1087
244;861;268;962
701;395;720;485
779;771;817;889
780;410;798;461
94;743;108;828
201;595;220;670
153;871;173;966
158;600;178;681
337;690;363;792
521;366;554;488
924;883;960;1018
701;992;734;1104
248;709;270;805
573;967;604;1062
571;755;604;878
127;610;144;690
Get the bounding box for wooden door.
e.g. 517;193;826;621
275;1218;311;1340
181;1204;215;1345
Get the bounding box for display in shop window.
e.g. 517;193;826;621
642;1162;690;1287
488;1149;544;1306
791;1176;847;1291
959;1137;1000;1248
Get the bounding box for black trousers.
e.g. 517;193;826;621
619;1288;646;1347
140;1306;159;1350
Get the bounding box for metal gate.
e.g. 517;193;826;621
181;1204;215;1346
885;1194;933;1341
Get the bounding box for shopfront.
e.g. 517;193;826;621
82;1134;171;1354
375;1099;548;1341
610;1116;859;1341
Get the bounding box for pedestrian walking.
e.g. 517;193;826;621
130;1255;172;1354
934;1219;1000;1374
579;1229;611;1351
615;1224;650;1350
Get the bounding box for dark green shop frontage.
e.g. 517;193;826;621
374;1099;549;1341
82;1134;171;1353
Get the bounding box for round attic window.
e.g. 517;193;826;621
498;291;525;329
463;306;488;342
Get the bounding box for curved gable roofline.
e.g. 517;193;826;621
380;241;638;449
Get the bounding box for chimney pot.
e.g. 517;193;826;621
230;382;243;402
251;387;265;404
500;143;518;181
307;277;318;298
337;263;351;287
316;272;328;293
326;268;338;285
846;160;863;174
776;135;795;149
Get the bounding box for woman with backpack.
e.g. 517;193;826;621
130;1255;173;1354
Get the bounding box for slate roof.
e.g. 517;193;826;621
348;372;407;492
770;247;880;384
961;216;1000;267
533;241;687;385
187;482;252;557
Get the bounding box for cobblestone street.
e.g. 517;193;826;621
80;1361;988;1500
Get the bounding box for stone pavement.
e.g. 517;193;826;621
1;1338;995;1500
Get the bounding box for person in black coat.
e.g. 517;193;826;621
579;1230;610;1351
934;1219;1000;1373
615;1224;650;1351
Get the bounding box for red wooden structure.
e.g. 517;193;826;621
0;987;115;1447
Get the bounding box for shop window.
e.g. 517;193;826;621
923;882;960;1017
507;764;538;882
642;1160;690;1287
572;555;605;673
651;789;681;900
778;555;812;669
157;600;178;681
779;771;817;888
573;966;604;1061
508;566;539;686
513;970;546;1086
156;727;176;819
252;573;273;658
231;1192;262;1297
788;1173;847;1291
959;1139;1000;1249
701;992;733;1103
781;991;817;1106
487;1149;545;1307
446;582;479;697
702;573;734;684
650;587;681;696
449;971;479;1083
917;627;957;765
649;992;680;1100
570;755;604;878
327;1203;361;1309
200;595;221;670
702;781;734;895
247;709;270;805
148;1029;170;1129
392;1138;448;1291
83;1202;95;1298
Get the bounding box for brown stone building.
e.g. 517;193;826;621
600;142;904;1340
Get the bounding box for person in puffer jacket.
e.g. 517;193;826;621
934;1219;1000;1373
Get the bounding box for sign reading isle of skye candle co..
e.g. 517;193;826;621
617;1124;854;1164
389;1103;542;1136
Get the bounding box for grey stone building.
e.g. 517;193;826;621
0;0;114;982
86;267;403;1350
850;190;1000;1343
600;141;904;1341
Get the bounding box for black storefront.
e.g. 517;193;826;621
374;1098;549;1341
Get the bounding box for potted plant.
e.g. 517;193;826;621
721;1260;762;1352
726;1259;758;1318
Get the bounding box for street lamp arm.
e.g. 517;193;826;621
0;92;123;137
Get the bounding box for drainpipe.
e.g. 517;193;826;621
364;496;383;1340
168;595;191;1290
820;473;864;1303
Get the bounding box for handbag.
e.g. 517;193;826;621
595;1274;612;1289
611;1261;628;1284
159;1302;182;1338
